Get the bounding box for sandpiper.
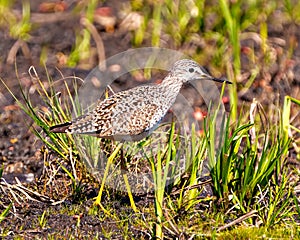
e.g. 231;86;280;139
50;59;231;140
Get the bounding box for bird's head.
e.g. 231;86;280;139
170;59;232;84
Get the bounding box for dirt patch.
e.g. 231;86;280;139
0;0;300;238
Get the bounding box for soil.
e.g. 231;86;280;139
0;0;299;238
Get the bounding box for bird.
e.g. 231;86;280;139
50;59;231;140
49;59;232;210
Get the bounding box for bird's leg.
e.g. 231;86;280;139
120;145;138;212
94;142;123;207
94;143;137;212
120;147;126;171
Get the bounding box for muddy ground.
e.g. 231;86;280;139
0;0;300;238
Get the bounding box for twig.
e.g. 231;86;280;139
80;17;106;71
217;210;258;232
7;39;31;64
0;177;64;205
12;10;76;24
170;179;212;196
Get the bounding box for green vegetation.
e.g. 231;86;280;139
68;0;100;67
0;0;299;239
2;64;299;238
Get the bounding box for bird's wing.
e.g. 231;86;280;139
93;86;161;137
126;103;159;135
68;97;117;135
95;102;160;138
67;85;163;138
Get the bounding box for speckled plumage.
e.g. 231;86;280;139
50;59;231;141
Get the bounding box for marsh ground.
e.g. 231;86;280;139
0;0;299;238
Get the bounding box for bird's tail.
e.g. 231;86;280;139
49;122;72;133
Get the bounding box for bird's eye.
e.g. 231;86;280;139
189;68;194;73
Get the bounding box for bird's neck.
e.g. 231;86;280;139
160;73;183;92
158;73;184;107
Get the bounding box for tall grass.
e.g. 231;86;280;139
0;0;31;41
218;0;240;120
203;96;298;228
0;66;85;196
68;0;99;67
146;122;208;238
1;65;299;237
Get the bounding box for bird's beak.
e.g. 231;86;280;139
201;74;232;84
